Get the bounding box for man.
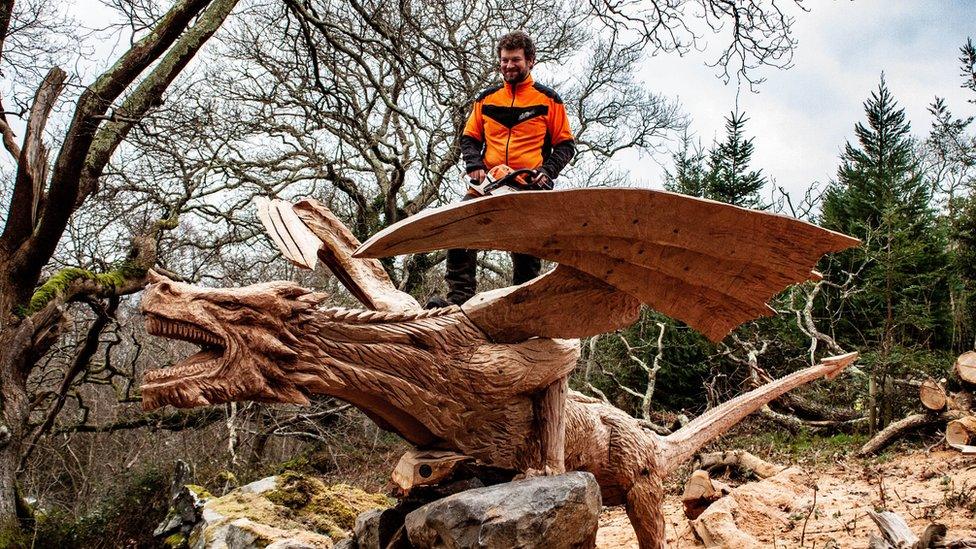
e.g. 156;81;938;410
436;31;576;307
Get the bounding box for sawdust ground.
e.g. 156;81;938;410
596;450;976;548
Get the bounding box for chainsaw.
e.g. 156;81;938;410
467;164;552;197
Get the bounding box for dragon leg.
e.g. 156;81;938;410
535;375;568;473
625;474;668;549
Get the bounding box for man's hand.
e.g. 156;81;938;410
531;170;553;190
468;169;486;183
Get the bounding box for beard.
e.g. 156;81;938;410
503;66;529;83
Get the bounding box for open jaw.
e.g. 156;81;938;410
141;313;226;408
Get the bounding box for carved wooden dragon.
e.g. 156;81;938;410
140;189;859;548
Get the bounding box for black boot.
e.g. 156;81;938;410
446;248;477;305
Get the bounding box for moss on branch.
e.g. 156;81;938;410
18;260;149;317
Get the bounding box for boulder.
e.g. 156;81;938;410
353;506;415;549
404;471;601;548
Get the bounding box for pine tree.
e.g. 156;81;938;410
705;111;767;208
820;77;950;429
821;77;948;344
664;131;707;197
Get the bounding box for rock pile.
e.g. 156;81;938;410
155;467;601;549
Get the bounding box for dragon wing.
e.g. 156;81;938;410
356;188;859;342
255;197;420;312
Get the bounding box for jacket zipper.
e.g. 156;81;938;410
505;81;516;165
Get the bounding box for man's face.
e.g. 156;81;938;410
499;48;534;83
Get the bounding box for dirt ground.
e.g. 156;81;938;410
595;450;976;548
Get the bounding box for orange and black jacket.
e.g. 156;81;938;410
461;74;576;180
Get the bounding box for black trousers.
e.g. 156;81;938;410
446;248;541;305
445;193;542;305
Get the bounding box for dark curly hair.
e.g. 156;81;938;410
496;31;536;62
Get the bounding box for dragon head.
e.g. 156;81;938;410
140;272;328;410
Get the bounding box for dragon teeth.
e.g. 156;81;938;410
146;316;222;346
144;359;219;382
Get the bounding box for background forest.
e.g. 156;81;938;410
0;0;974;546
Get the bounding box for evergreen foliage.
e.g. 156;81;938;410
821;77;949;351
664;131;708;197
705;111;767;208
927;97;976;348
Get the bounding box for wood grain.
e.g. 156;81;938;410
142;195;862;549
357;189;859;341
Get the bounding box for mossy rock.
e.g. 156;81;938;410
202;472;392;542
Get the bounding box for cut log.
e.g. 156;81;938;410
391;450;473;493
695;450;781;479
920;379;948;411
857;411;967;456
946;416;976;446
681;469;730;520
955;351;976;385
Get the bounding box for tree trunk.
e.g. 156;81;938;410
0;277;65;523
0;432;20;521
858;411;967;456
881;374;895;427
0;328;32;520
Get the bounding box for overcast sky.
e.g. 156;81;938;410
604;1;976;200
64;1;976;204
